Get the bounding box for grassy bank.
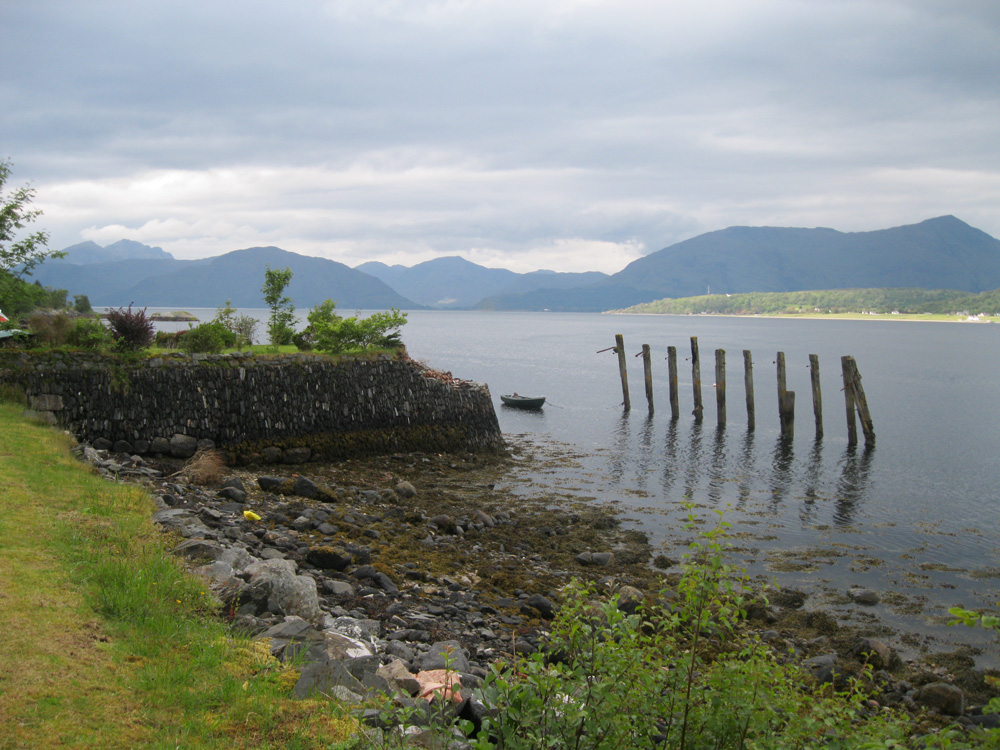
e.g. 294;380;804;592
0;403;359;749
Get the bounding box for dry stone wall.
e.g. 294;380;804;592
0;351;503;463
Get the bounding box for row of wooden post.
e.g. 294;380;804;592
611;335;874;446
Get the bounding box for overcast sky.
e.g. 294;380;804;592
3;0;999;274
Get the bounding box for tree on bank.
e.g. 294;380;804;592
262;265;295;348
0;159;64;315
299;298;407;354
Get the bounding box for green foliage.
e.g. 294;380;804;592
471;509;919;750
27;311;74;346
179;321;236;354
212;299;258;348
73;294;92;314
262;266;295;349
300;298;407;354
0;159;63;314
106;304;154;352
624;287;1000;317
66;316;113;351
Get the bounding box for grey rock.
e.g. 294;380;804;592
323;580;355;598
306;546;351;571
152;508;212;538
112;439;133;454
395;481;418;498
217;486;246;503
150;436;171;454
850;638;895;670
257;476;286;492
848;588;880;605
222;476;245;492
418;641;470;673
576;551;615;566
283;447;311;464
378;659;421;696
245;558;322;624
293;475;319;499
916;683;965;716
525;593;555;620
169;433;199;458
173;538;227;562
261;446;283;463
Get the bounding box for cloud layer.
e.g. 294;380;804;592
4;0;999;272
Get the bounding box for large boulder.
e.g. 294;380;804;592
244;558;322;624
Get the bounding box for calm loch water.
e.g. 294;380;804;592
150;308;1000;658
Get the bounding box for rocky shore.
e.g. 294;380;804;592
76;438;1000;744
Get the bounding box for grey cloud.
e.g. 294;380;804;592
3;0;999;268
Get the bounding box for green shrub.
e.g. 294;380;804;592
154;330;186;349
301;299;407;354
179;322;235;354
27;311;73;346
470;509;918;750
106;305;154;352
67;316;112;350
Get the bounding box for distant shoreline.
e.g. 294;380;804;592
607;310;996;324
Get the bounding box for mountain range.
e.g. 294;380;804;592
31;216;1000;312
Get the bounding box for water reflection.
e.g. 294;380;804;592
769;437;795;506
735;430;756;510
661;420;680;497
706;427;728;507
596;413;878;530
800;438;825;525
835;444;876;526
683;421;705;499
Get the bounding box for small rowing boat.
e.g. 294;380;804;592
500;394;546;410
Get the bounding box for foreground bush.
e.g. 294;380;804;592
179;321;236;353
66;316;113;350
463;512;956;750
106;304;154;352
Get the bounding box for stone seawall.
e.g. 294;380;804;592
0;351;503;463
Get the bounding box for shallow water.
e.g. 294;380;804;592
146;307;1000;660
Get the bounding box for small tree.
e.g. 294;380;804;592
212;299;257;349
0;160;63;314
73;294;93;314
261;266;295;349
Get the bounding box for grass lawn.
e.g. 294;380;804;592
0;403;362;749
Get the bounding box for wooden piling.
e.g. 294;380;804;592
776;352;794;437
615;334;630;411
691;336;703;421
667;346;679;420
841;355;857;445
743;349;755;431
780;390;795;439
715;348;726;427
844;356;875;446
642;344;654;415
809;353;823;439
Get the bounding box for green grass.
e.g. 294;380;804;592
0;403;363;749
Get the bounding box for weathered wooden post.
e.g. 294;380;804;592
743;349;755;431
841;355;858;445
691;336;703;422
809;353;823;439
845;357;875;446
777;351;794;439
715;348;726;427
667;346;679;420
642;344;654;415
616;334;630;411
779;390;795;439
